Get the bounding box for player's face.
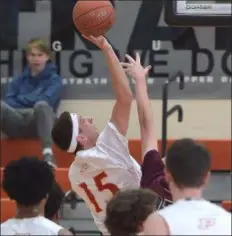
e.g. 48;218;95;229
27;47;49;73
77;116;99;148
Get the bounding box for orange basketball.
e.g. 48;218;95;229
72;0;116;37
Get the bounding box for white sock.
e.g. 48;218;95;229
43;147;53;156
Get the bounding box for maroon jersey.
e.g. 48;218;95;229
140;149;172;209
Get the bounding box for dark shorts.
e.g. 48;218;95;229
140;149;172;209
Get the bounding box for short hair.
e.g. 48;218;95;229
52;112;82;153
26;38;51;58
44;180;65;220
166;138;211;188
3;156;54;206
105;189;158;236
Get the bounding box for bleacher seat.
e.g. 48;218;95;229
1;139;231;170
0;198;16;222
54;168;71;193
221;200;232;212
0;168;7;198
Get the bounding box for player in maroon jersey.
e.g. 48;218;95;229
121;53;172;208
104;54;172;236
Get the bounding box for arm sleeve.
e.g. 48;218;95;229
140;149;171;200
17;75;63;108
5;76;20;98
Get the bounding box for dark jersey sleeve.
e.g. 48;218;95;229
140;149;172;203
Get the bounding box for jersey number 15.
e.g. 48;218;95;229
79;171;119;213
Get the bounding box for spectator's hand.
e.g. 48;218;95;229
82;35;111;50
121;53;151;82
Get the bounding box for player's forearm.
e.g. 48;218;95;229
135;79;154;134
102;46;132;102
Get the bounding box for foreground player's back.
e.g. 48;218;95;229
1;216;64;235
158;199;232;235
69;122;142;234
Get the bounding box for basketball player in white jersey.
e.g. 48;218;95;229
51;35;142;234
143;138;232;235
0;156;72;235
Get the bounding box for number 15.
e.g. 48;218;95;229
79;171;119;213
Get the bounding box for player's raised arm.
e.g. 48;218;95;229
121;53;158;156
121;54;171;199
83;35;132;136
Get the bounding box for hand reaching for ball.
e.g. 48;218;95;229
82;35;112;50
121;53;151;82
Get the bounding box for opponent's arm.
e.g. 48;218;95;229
83;35;132;136
121;53;158;157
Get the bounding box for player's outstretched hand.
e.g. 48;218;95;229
82;34;111;50
121;53;151;81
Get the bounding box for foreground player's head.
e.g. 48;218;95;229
44;180;65;222
3;156;54;209
105;189;158;236
165;138;211;192
52;112;99;153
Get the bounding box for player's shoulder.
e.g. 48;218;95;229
35;216;65;234
0;217;63;234
143;149;160;160
1;219;14;233
98;121;127;143
156;200;182;218
30;216;64;232
143;211;166;232
37;216;62;226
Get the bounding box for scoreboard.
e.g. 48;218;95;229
165;0;232;26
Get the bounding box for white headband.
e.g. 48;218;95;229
67;113;79;153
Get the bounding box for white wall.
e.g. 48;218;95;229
59;100;231;139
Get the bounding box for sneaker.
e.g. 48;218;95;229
44;154;57;168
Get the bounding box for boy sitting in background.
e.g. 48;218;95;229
1;38;63;167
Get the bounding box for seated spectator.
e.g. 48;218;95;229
1;38;63;167
0;156;72;235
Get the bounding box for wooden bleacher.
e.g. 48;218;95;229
221;200;232;212
0;139;231;222
0;198;17;222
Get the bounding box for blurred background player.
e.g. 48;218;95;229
1;156;72;235
45;180;65;223
143;139;232;235
1;38;63;167
122;53;172;208
105;188;158;236
51;35;141;235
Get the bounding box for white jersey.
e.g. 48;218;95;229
0;216;63;235
69;122;141;234
158;199;232;235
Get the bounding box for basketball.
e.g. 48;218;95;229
72;0;116;37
